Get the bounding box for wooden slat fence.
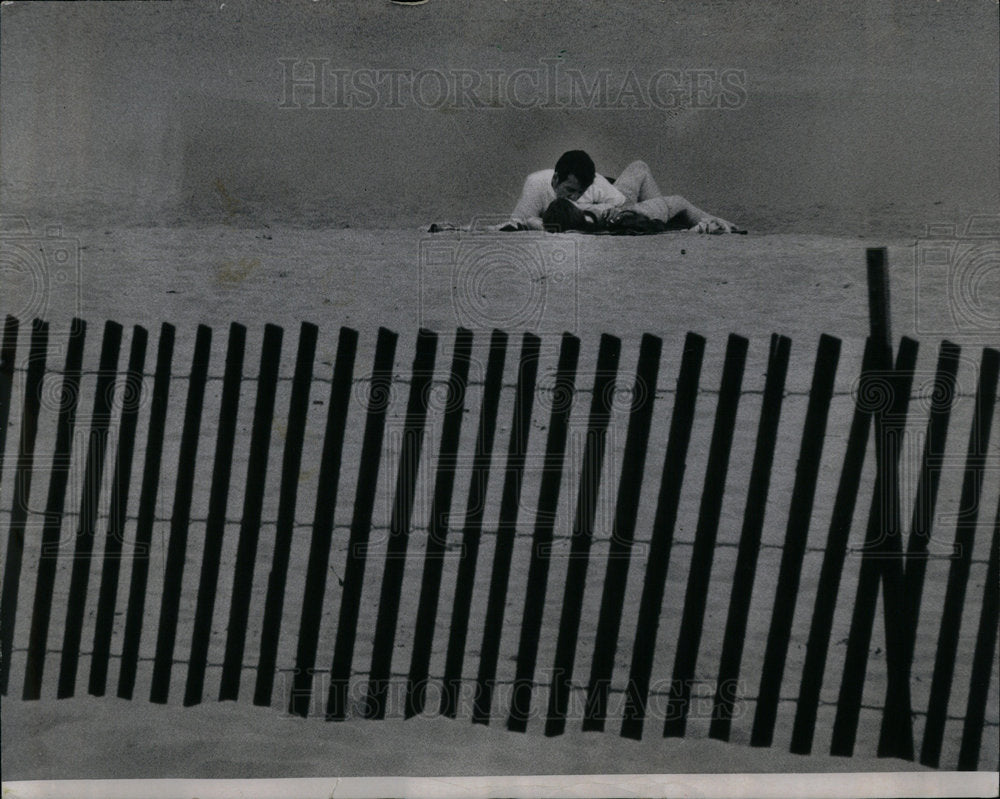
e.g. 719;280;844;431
0;252;997;771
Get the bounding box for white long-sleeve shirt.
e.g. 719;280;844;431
508;169;626;230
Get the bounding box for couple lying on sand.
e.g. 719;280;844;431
500;149;745;234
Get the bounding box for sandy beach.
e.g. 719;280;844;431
2;0;998;793
2;226;998;782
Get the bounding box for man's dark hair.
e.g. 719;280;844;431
542;197;597;232
553;150;596;190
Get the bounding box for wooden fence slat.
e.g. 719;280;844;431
709;333;791;741
404;328;474;719
184;323;247;706
899;341;962;653
0;319;48;695
505;333;581;732
876;339;962;749
1;319;48;695
326;327;398;720
57;321;124;698
545;334;621;737
287;326;358;717
20;319;87;699
790;337;877;754
749;333;840;746
958;502;1000;770
118;323;175;699
582;333;662;732
364;329;438;719
0;315;20;492
830;336;919;756
868;250;916;762
149;324;213;704
920;346;999;768
253;322;318;707
439;330;511;719
90;325;149;696
620;332;705;741
663;333;748;737
470;331;550;725
219;323;283;701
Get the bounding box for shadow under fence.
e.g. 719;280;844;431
0;250;997;771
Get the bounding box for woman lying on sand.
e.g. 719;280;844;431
501;151;744;234
539;196;746;235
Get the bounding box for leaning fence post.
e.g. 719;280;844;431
364;329;438;719
958;502;1000;770
663;333;748;738
750;333;840;746
831;334;918;756
503;333;579;732
184;323;247;706
898;340;962;674
710;332;791;741
0;315;20;493
58;320;124;699
219;323;284;702
325;327;398;721
867;249;915;760
287;326;358;718
620;332;705;741
545;334;620;737
791;337;877;754
118;323;175;700
90;325;149;697
0;319;47;696
87;325;149;696
21;319;87;700
471;331;550;725
831;248;914;759
921;346;999;767
405;328;474;719
150;324;213;704
254;322;319;708
582;333;663;733
286;327;358;717
438;330;511;720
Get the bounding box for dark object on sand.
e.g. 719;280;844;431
542;197;747;235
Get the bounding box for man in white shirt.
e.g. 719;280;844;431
503;150;623;231
502;151;740;233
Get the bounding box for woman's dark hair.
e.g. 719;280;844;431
553;150;596;190
542;197;597;232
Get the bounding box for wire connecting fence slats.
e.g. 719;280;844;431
2;247;997;772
